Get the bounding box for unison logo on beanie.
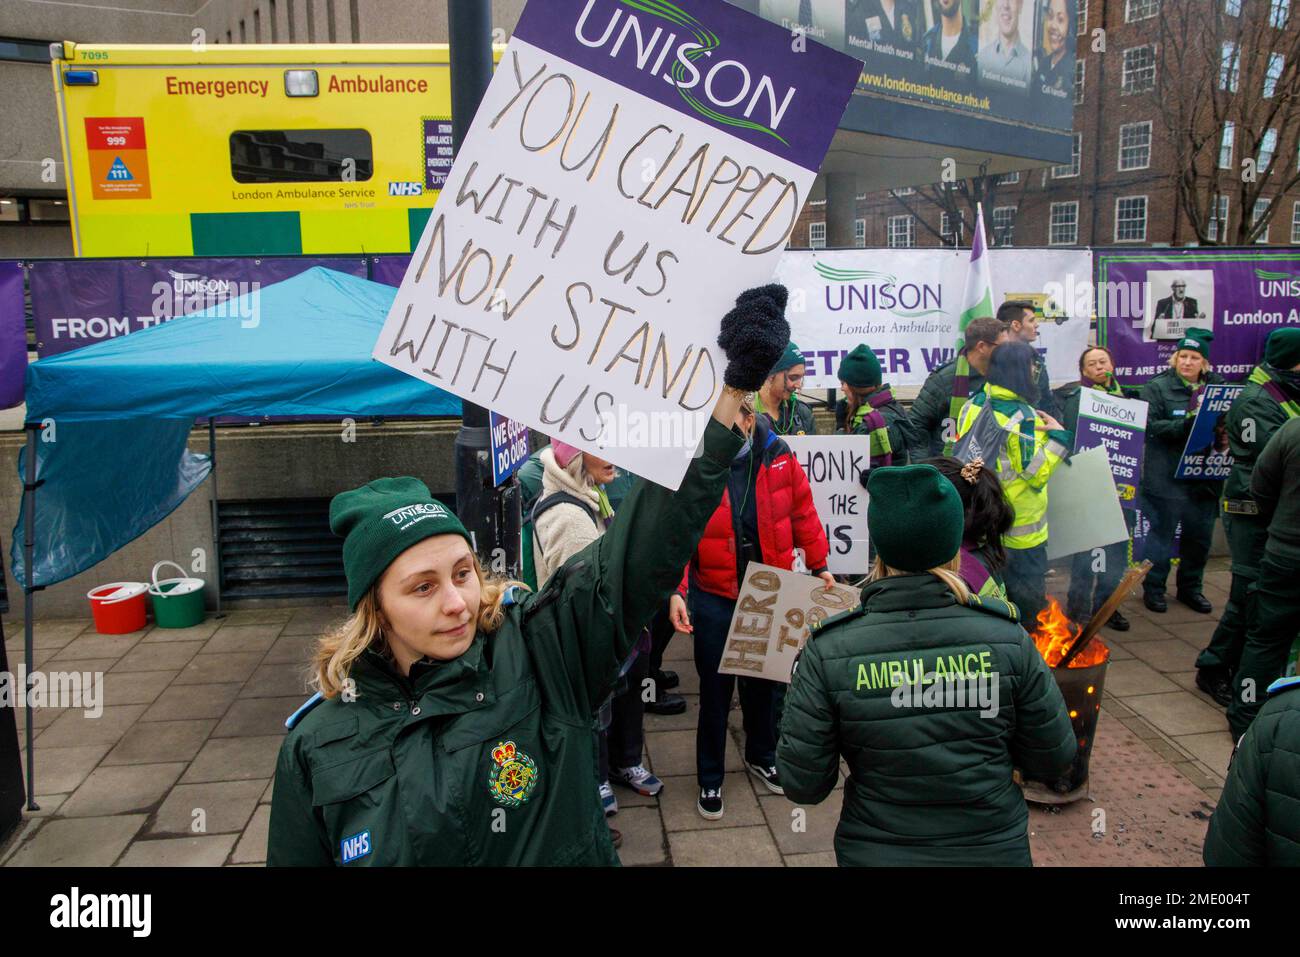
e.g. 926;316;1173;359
383;502;450;531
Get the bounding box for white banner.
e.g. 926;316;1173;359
784;434;870;575
774;248;1094;390
371;0;859;490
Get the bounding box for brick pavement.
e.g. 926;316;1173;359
0;559;1240;866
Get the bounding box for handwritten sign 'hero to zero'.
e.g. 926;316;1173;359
719;563;861;683
372;0;860;489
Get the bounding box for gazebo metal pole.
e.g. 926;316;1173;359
22;423;39;811
208;419;223;617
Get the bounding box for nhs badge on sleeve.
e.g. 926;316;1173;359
341;830;372;863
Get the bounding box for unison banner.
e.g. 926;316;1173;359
1072;389;1147;509
775;247;1093;390
373;0;860;490
0;262;27;409
1096;248;1300;382
31;256;367;356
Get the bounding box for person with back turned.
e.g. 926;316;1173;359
776;464;1075;866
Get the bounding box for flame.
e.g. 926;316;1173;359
1030;595;1110;669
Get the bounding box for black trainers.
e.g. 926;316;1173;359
746;762;784;795
1196;668;1234;708
697;787;724;820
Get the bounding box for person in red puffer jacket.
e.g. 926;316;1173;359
669;395;832;820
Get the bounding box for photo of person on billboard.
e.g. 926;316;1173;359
979;0;1033;90
923;0;979;90
1035;0;1075;95
847;0;924;59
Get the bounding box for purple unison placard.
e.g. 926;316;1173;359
31;257;367;356
1072;388;1148;510
0;261;27;409
1097;249;1300;383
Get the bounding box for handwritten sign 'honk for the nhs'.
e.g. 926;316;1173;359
372;0;859;489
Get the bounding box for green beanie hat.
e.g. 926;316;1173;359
867;465;964;572
1175;327;1214;359
837;344;882;389
1264;327;1300;370
770;340;806;376
329;476;473;610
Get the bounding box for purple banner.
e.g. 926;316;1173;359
1072;389;1147;511
1175;383;1242;481
31;257;368;357
1097;249;1300;382
371;255;413;288
489;411;531;486
0;261;26;409
424;118;455;191
513;0;862;173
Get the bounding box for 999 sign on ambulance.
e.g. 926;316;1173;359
50;41;498;257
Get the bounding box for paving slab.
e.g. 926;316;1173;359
263;635;316;666
172;652;265;686
220;610;293;626
149;779;268;836
102;718;217;766
201;624;284;655
657;771;763;832
668;825;783;867
641;694;699;733
239;662;312;699
613;805;668;866
60;762;185;817
49;630;145;661
141;620;221;643
99;669;178;707
784;851;837;866
213;696;300;737
231;804;271;863
1126;638;1203;674
645;728;742;778
36;704;147;748
1173;732;1235;779
142;682;241;721
118;834;237;867
1125;690;1230;737
4;620;89;650
282;607;347;636
4;815;146;867
758;790;843;856
1103;659;1182;697
112;641;201;673
16;743;109;795
182;735;283;784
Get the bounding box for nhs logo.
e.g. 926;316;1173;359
388;181;424;196
341;830;372;863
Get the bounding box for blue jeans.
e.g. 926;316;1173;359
691;588;779;790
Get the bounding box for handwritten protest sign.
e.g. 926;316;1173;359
1072;389;1148;509
371;0;860;489
1176;383;1243;480
1045;446;1131;560
785;435;870;574
719;563;860;683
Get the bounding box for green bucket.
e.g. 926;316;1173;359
149;560;207;629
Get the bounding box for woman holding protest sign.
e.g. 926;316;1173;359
926;455;1014;602
1057;346;1133;632
775;463;1076;866
1138;329;1224;615
266;285;788;867
954;341;1072;625
669;392;832;820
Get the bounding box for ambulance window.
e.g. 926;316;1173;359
229;129;373;183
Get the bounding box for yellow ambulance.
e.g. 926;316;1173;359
50;42;476;257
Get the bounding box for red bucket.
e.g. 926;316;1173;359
87;582;149;635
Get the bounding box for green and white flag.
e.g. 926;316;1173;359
957;203;993;348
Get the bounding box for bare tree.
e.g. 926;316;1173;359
1153;0;1300;244
884;161;1033;246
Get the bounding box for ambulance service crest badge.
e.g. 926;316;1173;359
486;740;538;807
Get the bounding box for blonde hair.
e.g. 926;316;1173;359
311;557;526;698
869;553;971;605
1168;350;1211;378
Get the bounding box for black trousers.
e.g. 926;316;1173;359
1067;539;1128;621
1141;493;1217;598
1227;554;1300;740
598;647;650;779
1197;513;1266;675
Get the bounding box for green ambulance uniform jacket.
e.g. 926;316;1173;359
836;390;912;463
266;418;741;867
1138;368;1226;504
906;356;985;461
1203;676;1300;866
757;394;817;436
1223;367;1300;510
775;575;1076;866
1054;377;1133;438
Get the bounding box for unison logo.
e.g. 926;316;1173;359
815;261;944;318
575;0;797;145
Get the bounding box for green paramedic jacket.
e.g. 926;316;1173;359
1138;367;1226;503
776;575;1076;866
267;418;742;866
1203;676;1300;866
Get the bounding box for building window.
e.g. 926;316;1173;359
1118;122;1153;170
1220;41;1240;92
1271;0;1290;27
854;218;866;248
1075;60;1086;104
1126;0;1159;21
1115;196;1148;242
1049;202;1079;245
941;212;963;246
1220;122;1235;169
1225;0;1242;13
992;206;1017;246
1078;0;1089;34
1053;133;1082;178
1291;202;1300;244
887;215;915;248
1259;128;1279;171
1254;198;1272;242
996;171;1020;185
1208;195;1230;242
894;186;916;196
1265;54;1285;98
809;221;826;249
28;198;70;222
1122;45;1156;94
